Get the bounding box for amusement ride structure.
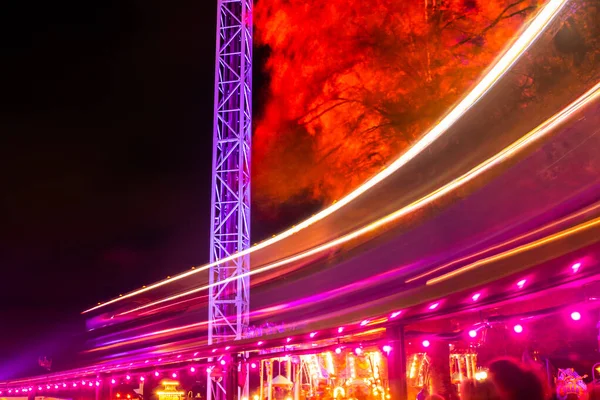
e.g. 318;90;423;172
2;0;600;399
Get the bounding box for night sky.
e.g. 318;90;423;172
0;1;287;376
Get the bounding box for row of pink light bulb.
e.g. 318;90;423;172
3;262;582;395
419;309;584;349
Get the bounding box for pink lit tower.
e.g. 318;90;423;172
207;0;252;399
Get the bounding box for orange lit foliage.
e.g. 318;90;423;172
254;0;537;210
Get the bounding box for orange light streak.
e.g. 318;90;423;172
405;202;600;283
426;216;600;285
83;0;567;314
116;81;600;317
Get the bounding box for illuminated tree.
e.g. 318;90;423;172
253;0;539;211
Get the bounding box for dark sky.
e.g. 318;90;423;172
0;0;270;374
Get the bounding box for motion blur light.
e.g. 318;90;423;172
475;371;488;381
360;320;369;326
310;332;317;338
429;303;439;310
469;330;477;338
513;324;523;333
472;293;481;301
571;311;581;321
390;311;402;318
422;340;431;348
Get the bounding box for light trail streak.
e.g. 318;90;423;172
426;216;600;285
115;81;600;317
82;0;567;314
405;202;600;283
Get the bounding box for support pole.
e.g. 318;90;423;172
387;325;408;400
260;360;264;400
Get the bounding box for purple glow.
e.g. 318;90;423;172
468;330;477;338
390;311;402;318
73;383;77;388
190;367;196;373
572;262;582;273
172;372;178;378
140;377;145;382
251;363;257;369
571;311;581;321
258;341;264;345
513;324;523;333
126;375;131;381
145;359;149;363
89;382;93;387
177;354;182;358
429;302;439;310
220;360;226;366
38;387;42;391
55;385;59;389
337;327;344;333
212;348;217;353
154;371;160;377
422;340;431;348
472;293;481;301
360;320;369;326
225;346;231;350
111;379;116;384
194;352;199;356
310;332;317;338
335;347;342;354
96;382;100;387
206;367;212;373
63;384;67;388
517;279;526;289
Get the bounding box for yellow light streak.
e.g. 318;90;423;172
83;0;567;314
426;216;600;285
116;81;600;317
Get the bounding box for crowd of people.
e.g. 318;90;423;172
417;358;600;400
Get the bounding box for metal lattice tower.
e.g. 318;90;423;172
208;0;252;390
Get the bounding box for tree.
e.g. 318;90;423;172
253;0;539;213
